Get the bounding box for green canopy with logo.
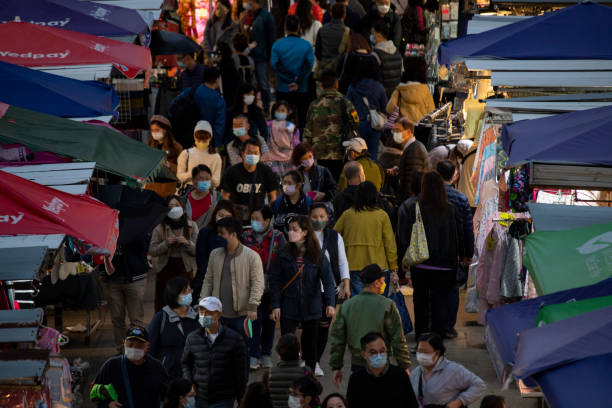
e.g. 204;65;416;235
536;294;612;326
524;221;612;295
0;104;166;182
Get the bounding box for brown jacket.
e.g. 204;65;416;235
398;139;429;201
149;220;199;275
386;83;435;124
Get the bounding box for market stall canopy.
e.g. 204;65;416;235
0;246;47;281
484;277;612;384
0;103;167;182
502;105;612;167
0;61;118;120
523;221;612;295
0;0;149;37
536;294;612;326
0;162;96;195
0;170;119;255
0;22;151;79
439;3;612;65
528;203;612;232
150;30;201;55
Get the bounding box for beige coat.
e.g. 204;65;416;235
386;82;435;124
201;244;264;314
149;220;198;276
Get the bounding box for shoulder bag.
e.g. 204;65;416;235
403;202;429;266
362;96;386;131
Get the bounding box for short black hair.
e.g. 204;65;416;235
322;393;348;408
232;32;250;52
331;3;347;20
360;332;385;350
276;333;301;361
360;264;384;285
419;333;446;356
480;395;506;408
292;375;323;400
203;66;221;83
283;170;303;184
217;216;242;236
285;14;300;33
353;181;380;212
192;163;212;179
321;70;338;89
372;20;389;40
164;276;190;309
251;205;274;221
309;202;328;215
437;160;456;182
241;137;261;153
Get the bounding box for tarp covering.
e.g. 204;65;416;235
0;103;166;181
537;295;612;326
0;170;118;255
0;246;47;281
0;60;118;118
0;0;149;37
0;22;151;79
523;221;612;294
528;203;612;232
502;105;612;167
439;3;612;65
484;277;612;384
150;30;201;55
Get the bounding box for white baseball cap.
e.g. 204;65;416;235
342;137;368;152
194;120;213;135
198;296;223;312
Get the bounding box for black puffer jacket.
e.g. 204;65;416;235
181;325;247;403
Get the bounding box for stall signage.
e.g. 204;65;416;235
0;212;24;225
0;50;70;59
1;16;71;27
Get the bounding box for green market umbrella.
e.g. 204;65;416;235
536;294;612;326
0;103;165;182
524;221;612;295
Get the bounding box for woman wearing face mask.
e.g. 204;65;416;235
274;171;312;231
309;203;350;377
321;393;348;408
162;378;197;408
267;101;300;176
176;120;223;188
148;277;200;379
238;382;274;408
269;216;336;371
291;143;337;203
227;83;268;144
288;375;323;408
192;200;239;304
185;164;223;228
410;333;486;408
150;195;199;312
148;115;183;173
203;0;238;56
241;205;287;368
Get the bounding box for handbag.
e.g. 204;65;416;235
362;96;386;131
403;202;429;267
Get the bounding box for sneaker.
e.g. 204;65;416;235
315;362;325;377
250;357;261;370
445;329;458;339
261;355;273;368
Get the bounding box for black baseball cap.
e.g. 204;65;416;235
360;264;384;284
125;325;149;342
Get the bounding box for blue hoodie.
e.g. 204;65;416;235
271;35;314;93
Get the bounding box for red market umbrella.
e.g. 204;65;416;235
0;22;151;78
0;170;119;256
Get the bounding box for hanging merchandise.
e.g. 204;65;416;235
178;0;198;41
508;166;532;213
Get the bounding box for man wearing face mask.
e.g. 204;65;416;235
221;138;278;223
92;326;169;408
330;265;411;386
227;115;270;166
396;117;429;201
346;332;418;408
182;297;248;408
179;53;205;90
337;137;384;192
371;20;403;97
358;0;402;52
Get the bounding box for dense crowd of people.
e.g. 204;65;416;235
90;1;502;407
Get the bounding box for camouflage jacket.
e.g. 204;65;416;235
303;90;360;161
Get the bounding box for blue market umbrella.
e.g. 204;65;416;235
0;0;149;37
150;30;202;55
0;60;118;119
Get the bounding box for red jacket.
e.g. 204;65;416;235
288;1;324;22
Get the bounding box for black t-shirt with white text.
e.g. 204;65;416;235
221;163;279;209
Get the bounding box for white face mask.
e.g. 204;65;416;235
416;352;437;367
288;395;303;408
244;95;255;105
393;131;405;144
377;4;390;13
168;206;184;220
151;131;165;141
125;347;145;361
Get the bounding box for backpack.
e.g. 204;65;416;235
233;54;256;87
168;85;201;148
314;26;350;80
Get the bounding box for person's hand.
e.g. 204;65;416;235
109;402;123;408
176;236;190;245
462;257;472;267
313;191;326;202
385;166;399;176
405;367;411;376
288;83;299;92
390;271;399;285
332;370;343;387
446;399;463;408
326;306;336;318
247;311;258;321
270;308;281;322
248;41;258;50
343;283;351;300
167;236;177;245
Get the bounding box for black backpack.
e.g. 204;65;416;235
232;54;256;87
168;85;200;149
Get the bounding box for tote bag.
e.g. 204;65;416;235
403;202;429;266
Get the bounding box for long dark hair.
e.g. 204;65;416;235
296;0;314;33
287;215;321;265
353;181;381;212
419;172;448;213
238;382;274;408
164;194;191;238
149;120;181;161
206;200;239;229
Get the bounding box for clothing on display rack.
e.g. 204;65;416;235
471;124;500;205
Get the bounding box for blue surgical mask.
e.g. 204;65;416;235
251;220;264;233
368;352;387;369
185;397;196;408
197;180;211;192
199;315;214;328
369;34;375;44
178;293;192;307
233;127;247;137
245;154;260;166
275;112;287;121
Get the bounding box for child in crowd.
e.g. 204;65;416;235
266;100;301;177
